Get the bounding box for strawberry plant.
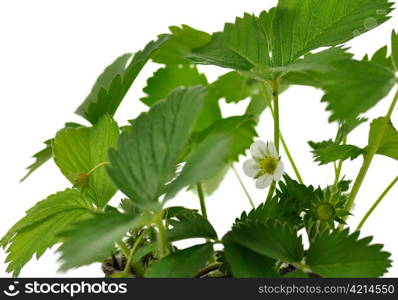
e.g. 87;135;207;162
2;0;398;278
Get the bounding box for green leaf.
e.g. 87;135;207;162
166;211;218;241
223;242;279;278
152;25;211;65
165;134;231;200
190;1;392;72
141;65;208;106
307;229;391;277
107;87;205;209
197;115;257;162
190;115;257;195
321;59;395;122
391;30;398;71
308;140;365;165
145;243;213;278
239;175;320;227
76;35;170;124
224;220;304;263
210;71;262;104
272;0;393;66
335;118;368;145
369;117;398;161
53;115;119;207
20;122;83;182
140;64;220;132
20;140;52;182
1;189;94;276
58;211;150;271
189;12;271;71
75;53;132;118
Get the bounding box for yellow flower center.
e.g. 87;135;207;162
259;156;278;175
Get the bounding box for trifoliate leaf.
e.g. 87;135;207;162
53;115;119;207
107;87;205;209
307;229;392;277
308;140;365;165
369;117;398;161
140;64;220;132
20;122;83;182
391;30;398;71
76;35;170;124
166;211;218;241
272;0;393;66
223;220;304;263
321;59;395;122
58;211;151;271
190;1;392;73
223;242;278;278
152;25;211;65
145;243;213;278
1;189;94;276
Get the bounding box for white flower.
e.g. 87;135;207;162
242;140;284;189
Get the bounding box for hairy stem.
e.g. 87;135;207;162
155;210;168;258
356;176;398;231
345;89;398;215
123;227;151;274
197;183;208;219
232;164;255;208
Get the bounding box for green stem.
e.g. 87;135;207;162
116;241;130;258
194;263;221;278
155;210;168;258
280;135;304;184
261;82;304;185
356;176;398;231
123;227;151;274
265;80;281;201
273;80;280;152
232;164;255;208
345;89;398;215
87;161;109;176
334;137;346;187
197;183;208;219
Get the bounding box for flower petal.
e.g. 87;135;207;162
273;160;284;181
250;140;267;160
255;174;273;189
266;141;278;158
242;159;260;178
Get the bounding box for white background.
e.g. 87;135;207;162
0;0;397;277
